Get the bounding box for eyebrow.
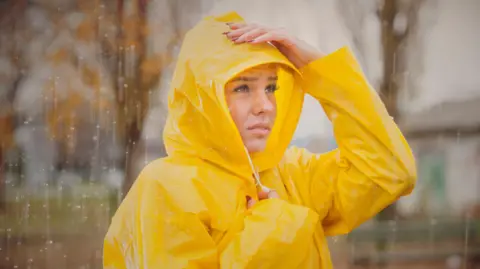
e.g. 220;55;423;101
229;76;278;82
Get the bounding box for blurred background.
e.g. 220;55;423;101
0;0;479;268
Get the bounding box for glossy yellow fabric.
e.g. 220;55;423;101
103;11;417;269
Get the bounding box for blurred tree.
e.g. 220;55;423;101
1;0;176;201
0;116;14;211
338;0;425;220
116;0;175;196
0;0;27;210
339;0;426;267
377;0;425;221
116;0;155;196
118;0;213;196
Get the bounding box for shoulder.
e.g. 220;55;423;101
139;157;212;208
116;157;212;218
105;158;213;250
120;157;241;230
140;157;200;182
279;146;312;169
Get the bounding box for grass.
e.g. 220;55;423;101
0;183;119;237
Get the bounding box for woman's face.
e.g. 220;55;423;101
225;64;278;153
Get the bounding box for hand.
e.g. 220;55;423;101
246;189;280;209
225;22;325;69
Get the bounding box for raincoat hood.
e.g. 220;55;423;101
163;12;304;179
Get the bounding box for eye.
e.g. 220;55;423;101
233;85;250;93
265;84;279;93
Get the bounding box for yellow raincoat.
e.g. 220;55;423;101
103;12;416;269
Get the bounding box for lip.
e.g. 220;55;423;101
247;124;271;136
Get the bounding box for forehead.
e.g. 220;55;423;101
233;64;278;79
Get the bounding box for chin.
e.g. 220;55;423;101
245;139;268;154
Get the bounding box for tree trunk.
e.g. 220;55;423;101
117;0;140;197
377;0;401;226
379;0;400;119
0;148;5;212
376;0;424;266
377;0;424;220
376;1;402;266
116;0;160;198
0;113;14;212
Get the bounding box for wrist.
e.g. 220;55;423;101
290;39;325;68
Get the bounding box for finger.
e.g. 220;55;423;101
267;190;280;199
225;25;256;39
248;32;277;44
235;28;267;43
257;190;269;200
246;32;275;44
226;22;246;30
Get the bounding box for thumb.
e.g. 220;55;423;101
258;190;270;200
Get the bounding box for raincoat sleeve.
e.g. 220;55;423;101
103;170;319;269
285;46;416;236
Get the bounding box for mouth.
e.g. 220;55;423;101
247;124;271;136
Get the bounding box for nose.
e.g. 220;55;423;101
251;90;275;115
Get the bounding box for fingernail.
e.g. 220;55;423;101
222;31;229;35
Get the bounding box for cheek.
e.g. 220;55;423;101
228;101;249;129
270;95;278;117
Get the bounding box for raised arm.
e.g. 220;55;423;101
282;47;416;236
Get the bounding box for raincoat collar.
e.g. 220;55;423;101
163;12;304;181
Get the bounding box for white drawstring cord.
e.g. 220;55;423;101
244;147;271;193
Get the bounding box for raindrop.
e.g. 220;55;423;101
446;254;462;269
331;236;338;243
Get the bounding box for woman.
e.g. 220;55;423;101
103;12;416;269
